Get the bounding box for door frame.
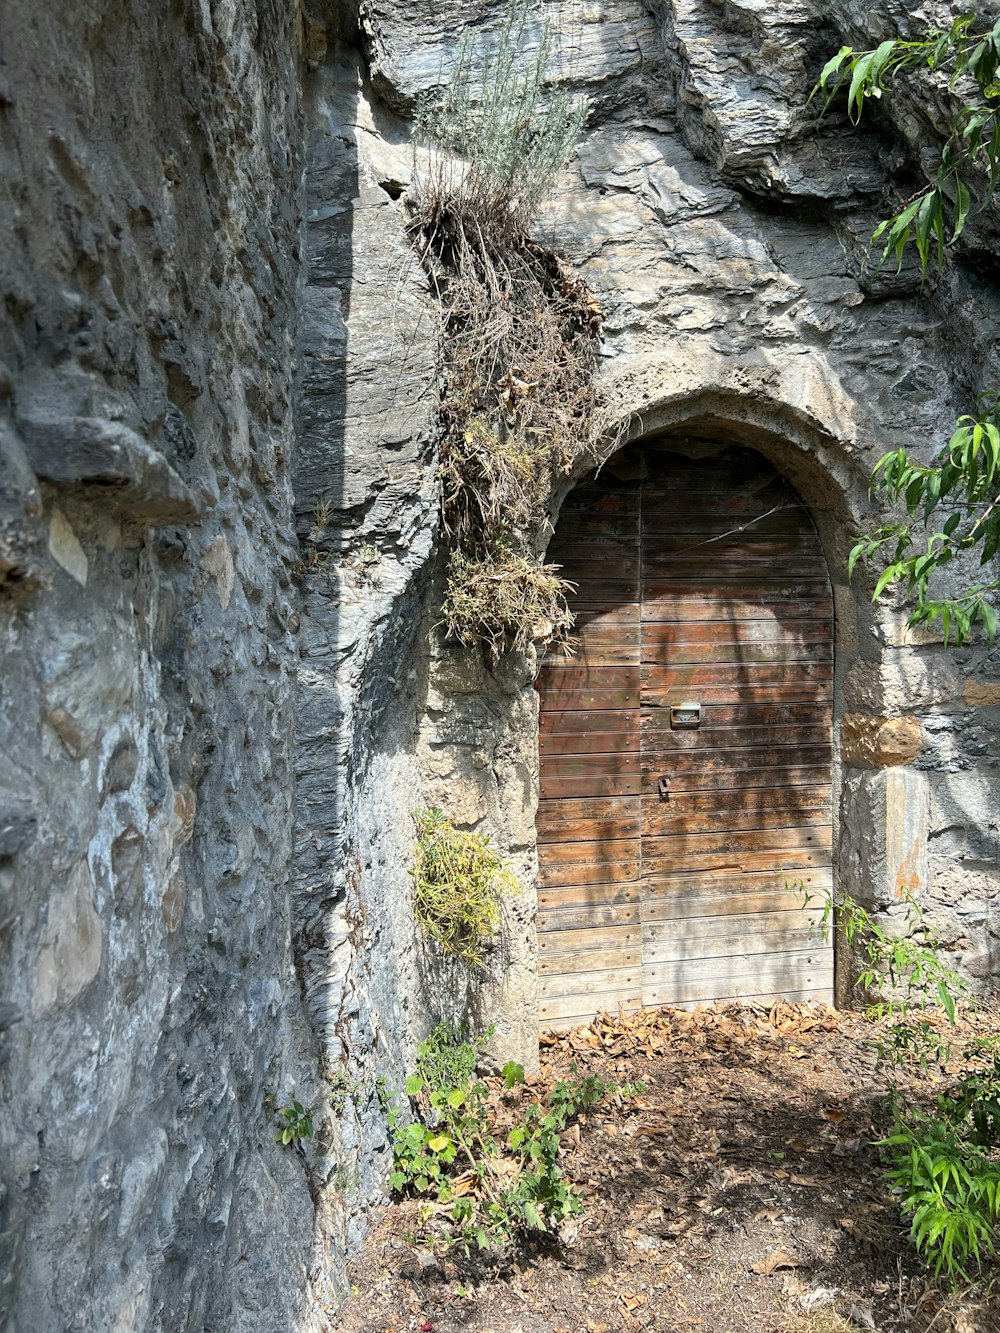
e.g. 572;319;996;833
536;402;875;1014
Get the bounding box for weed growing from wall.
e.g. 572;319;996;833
411;808;519;968
409;0;606;661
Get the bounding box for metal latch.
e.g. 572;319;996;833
670;703;701;730
657;775;670;801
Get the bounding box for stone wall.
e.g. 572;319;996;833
0;2;326;1328
2;0;999;1326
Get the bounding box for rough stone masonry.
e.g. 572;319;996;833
1;0;998;1328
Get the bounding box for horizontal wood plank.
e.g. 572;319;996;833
643;825;833;859
640;639;832;666
539;967;643;1001
537;902;641;931
643;846;831;874
537;988;644;1024
642;886;830;921
539;729;639;757
536;837;641;868
538;947;643;974
538;858;642;888
538;924;641;955
641;911;824;962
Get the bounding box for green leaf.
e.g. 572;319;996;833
405;1074;424;1097
502;1060;526;1088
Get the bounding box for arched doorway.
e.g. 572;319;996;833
535;441;834;1029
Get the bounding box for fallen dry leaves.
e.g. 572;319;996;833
336;999;1000;1333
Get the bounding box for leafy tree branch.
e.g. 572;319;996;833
817;15;1000;643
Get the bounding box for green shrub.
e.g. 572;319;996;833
385;1023;628;1250
411;808;519;968
808;887;1000;1280
274;1100;315;1145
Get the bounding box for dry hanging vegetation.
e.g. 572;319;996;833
407;0;607;660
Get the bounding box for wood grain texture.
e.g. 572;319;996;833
535;445;834;1028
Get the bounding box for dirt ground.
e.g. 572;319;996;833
335;1003;1000;1333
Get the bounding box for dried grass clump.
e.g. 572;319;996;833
411;808;519;969
442;551;575;661
408;0;606;662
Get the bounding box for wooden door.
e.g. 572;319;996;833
536;445;834;1030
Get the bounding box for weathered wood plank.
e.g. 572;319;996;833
539;967;643;1000
640;638;833;666
643;825;833;859
536;837;641;868
538;947;643;974
537;988;644;1024
639;744;831;775
539;687;642;711
640;722;831;752
641;911;824;962
642;887;829;921
539;729;639;757
641;592;833;622
541;752;641;779
537;902;641;932
572;604;642;626
643;802;830;837
640;683;833;707
642;948;832;994
538;923;641;955
539;774;646;798
541;709;637;735
641;867;830;901
642;619;832;648
641;702;833;730
641;981;834;1009
538;857;642;888
643;846;831;875
536;796;641;844
542;626;640;667
640;661;833;689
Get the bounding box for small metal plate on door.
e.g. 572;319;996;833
670;703;701;729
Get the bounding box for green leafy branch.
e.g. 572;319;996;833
814;15;1000;276
849;394;1000;643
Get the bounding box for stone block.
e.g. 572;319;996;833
33;860;104;1014
964;678;1000;707
841;712;923;768
841;767;929;909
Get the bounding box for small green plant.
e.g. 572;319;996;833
274;1099;315;1145
805;886;1000;1280
809;888;967;1069
879;1111;1000;1279
411;808;519;967
387;1023;627;1250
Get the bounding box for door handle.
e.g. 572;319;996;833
657;775;670;801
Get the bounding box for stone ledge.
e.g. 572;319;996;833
18;415;202;526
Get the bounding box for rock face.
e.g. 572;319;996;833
0;1;324;1328
2;0;1000;1326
